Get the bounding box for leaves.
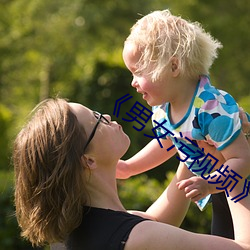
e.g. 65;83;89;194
0;1;249;248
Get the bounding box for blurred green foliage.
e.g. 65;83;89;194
0;0;249;248
118;172;212;234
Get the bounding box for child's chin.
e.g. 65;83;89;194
146;99;160;107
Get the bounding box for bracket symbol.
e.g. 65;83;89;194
113;94;133;118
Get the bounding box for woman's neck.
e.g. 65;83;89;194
84;165;126;212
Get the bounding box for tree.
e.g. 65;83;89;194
0;1;249;248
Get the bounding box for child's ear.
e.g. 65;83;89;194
171;57;180;77
171;63;178;72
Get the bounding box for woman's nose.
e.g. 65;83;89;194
103;114;111;123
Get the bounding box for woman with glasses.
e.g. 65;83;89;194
13;98;250;250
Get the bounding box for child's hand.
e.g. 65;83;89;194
177;176;216;202
116;160;131;179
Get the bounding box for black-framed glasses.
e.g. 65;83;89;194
84;111;110;151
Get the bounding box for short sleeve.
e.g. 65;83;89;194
152;104;170;139
197;89;241;150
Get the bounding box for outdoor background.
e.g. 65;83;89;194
0;0;249;249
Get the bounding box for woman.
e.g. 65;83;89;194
13;98;250;249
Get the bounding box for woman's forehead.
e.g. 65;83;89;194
68;103;93;129
68;103;90;114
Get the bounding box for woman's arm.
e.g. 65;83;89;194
125;182;250;250
219;131;250;176
239;108;250;142
129;162;192;226
144;161;192;226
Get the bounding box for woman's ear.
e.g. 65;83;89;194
82;155;97;169
170;57;180;77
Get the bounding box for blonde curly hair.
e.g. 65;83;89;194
13;98;88;246
125;9;222;81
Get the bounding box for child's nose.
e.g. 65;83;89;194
131;77;138;88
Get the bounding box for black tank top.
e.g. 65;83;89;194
66;206;148;250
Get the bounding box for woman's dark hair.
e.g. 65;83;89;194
13;98;88;246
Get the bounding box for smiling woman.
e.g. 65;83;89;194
13;98;250;250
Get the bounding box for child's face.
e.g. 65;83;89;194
123;43;173;106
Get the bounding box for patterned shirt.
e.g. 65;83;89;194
152;75;242;209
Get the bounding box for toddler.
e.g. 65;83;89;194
118;9;250;239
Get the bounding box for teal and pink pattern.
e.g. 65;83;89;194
152;75;243;209
152;75;241;169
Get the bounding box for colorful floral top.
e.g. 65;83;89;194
152;75;242;209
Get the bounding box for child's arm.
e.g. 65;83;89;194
116;138;176;179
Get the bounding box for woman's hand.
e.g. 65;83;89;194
239;107;250;140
